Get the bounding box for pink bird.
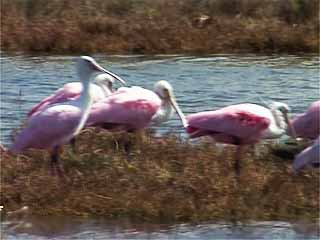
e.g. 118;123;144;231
182;102;297;176
289;100;320;139
10;56;117;176
293;137;320;172
28;71;126;117
86;80;185;132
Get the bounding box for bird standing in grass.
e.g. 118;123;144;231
86;80;185;131
85;80;185;155
182;102;297;176
10;56;116;177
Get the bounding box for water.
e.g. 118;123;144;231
3;216;319;239
1;54;319;145
1;54;319;239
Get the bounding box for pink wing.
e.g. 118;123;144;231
28;82;82;117
11;106;82;153
291;101;320;139
86;87;162;130
187;106;270;144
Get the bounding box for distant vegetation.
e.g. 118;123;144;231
1;0;319;54
2;130;319;222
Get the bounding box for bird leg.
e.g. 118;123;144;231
50;146;65;178
234;144;245;178
70;137;77;153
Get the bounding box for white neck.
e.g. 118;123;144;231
152;99;173;124
96;82;112;96
74;77;93;135
269;108;286;136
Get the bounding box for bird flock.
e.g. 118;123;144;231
9;56;320;177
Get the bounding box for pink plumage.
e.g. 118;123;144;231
293;137;320;172
86;86;162;131
28;82;106;117
291;100;320;139
186;103;271;144
184;103;294;176
11;104;84;153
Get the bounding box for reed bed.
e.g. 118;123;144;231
1;129;319;222
1;0;319;54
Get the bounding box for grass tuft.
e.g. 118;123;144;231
1;129;319;222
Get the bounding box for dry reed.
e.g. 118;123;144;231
1;129;319;222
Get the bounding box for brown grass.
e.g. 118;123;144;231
1;129;319;222
1;0;319;54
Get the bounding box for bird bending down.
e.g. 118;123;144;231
27;71;126;117
293;137;320;172
183;102;296;176
10;56;115;177
86;80;185;136
289;100;320;140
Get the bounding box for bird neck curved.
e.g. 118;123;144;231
96;81;112;96
152;100;173;124
270;108;286;136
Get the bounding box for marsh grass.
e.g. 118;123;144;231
1;0;319;54
1;129;319;222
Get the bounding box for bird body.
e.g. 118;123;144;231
290;100;320;139
184;102;294;176
11;102;88;152
28;73;125;117
186;103;289;144
293;137;320;172
86;80;185;132
86;86;162;131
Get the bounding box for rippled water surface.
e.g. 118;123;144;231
1;54;319;144
1;54;319;239
3;216;320;240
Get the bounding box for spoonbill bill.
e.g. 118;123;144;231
28;71;126;117
86;80;186;132
289;100;320;139
183;102;296;176
293;137;320;172
10;56;114;176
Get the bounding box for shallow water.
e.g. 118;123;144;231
1;54;319;239
1;54;319;145
3;216;320;240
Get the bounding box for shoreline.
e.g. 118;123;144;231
2;0;319;55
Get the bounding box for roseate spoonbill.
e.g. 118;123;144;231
10;56;114;176
28;72;126;117
289;100;320;139
183;102;296;176
293;137;320;172
86;80;186;132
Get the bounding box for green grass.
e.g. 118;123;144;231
1;0;319;54
1;129;319;222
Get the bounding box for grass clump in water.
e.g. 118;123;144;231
1;129;319;223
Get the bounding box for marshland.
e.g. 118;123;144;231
1;1;320;239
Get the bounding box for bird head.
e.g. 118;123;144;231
154;80;188;128
270;101;297;139
77;56;126;85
